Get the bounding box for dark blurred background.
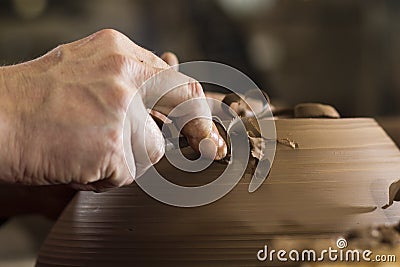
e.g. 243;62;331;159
1;0;399;117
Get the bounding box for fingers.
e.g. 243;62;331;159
70;149;134;192
181;118;228;160
69;176;132;193
77;30;227;161
139;67;227;160
161;52;179;71
143;53;227;160
75;94;165;192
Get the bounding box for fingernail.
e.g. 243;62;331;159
210;124;227;160
218;137;228;160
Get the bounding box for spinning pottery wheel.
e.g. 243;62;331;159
36;119;400;266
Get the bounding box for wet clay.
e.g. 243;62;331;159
36;119;400;267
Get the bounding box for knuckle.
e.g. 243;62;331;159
97;29;135;52
95;28;122;41
189;79;205;98
93;29;126;54
41;45;65;65
52;45;64;58
79;174;100;185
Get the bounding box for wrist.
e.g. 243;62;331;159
0;62;50;183
0;66;19;183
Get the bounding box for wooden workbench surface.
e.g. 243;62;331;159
36;119;400;267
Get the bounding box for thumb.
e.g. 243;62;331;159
127;94;165;178
137;66;227;160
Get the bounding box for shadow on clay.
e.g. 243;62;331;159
382;179;400;209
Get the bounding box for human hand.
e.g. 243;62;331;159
0;29;227;191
